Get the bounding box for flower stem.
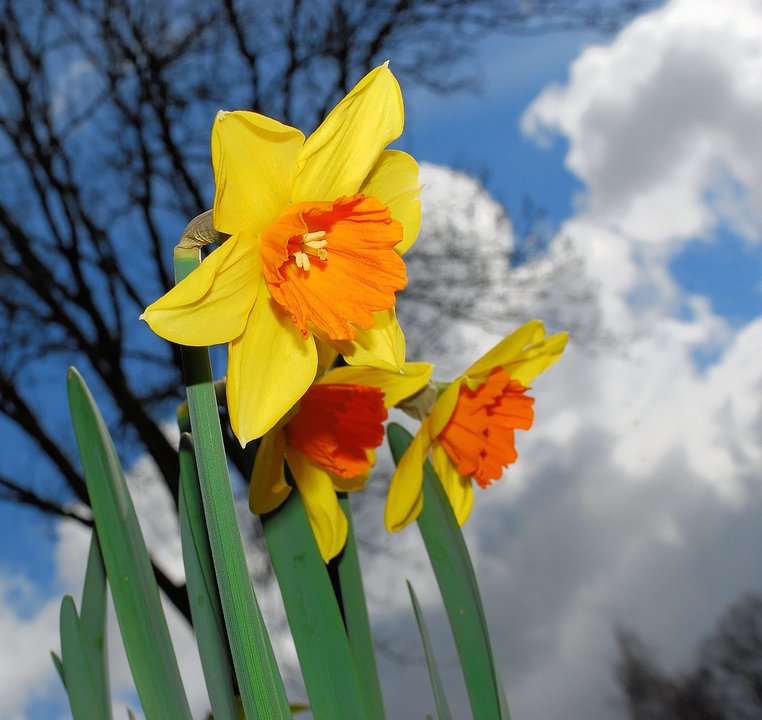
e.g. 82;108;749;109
174;246;290;720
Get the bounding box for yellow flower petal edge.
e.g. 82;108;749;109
227;282;318;445
360;149;421;256
212;111;304;236
332;308;406;372
464;319;546;378
385;417;434;532
287;448;348;562
431;442;473;525
293;64;404;202
504;330;568;388
141;230;261;346
249;428;290;514
318;362;433;408
428;380;462;437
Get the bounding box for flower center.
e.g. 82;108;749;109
437;368;534;487
292;230;328;271
259;194;406;341
287;383;387;478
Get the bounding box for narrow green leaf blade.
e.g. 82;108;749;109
387;423;511;720
79;533;112;719
336;494;386;720
175;248;290;720
178;433;238;720
59;595;102;719
67;367;192;720
261;487;369;720
406;580;453;720
50;651;64;687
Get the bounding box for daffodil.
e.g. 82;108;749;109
250;363;433;561
141;64;420;445
385;320;568;532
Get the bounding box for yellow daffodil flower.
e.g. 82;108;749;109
250;363;433;561
385;320;568;532
141;64;420;445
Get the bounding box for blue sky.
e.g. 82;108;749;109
4;1;762;718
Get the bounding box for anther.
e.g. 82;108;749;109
293;229;329;271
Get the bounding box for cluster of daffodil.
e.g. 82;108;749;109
59;63;567;720
142;63;567;562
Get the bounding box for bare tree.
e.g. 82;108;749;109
0;0;645;620
615;593;762;720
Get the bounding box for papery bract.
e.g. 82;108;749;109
141;64;420;445
385;320;568;532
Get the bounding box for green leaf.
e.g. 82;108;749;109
59;595;103;719
261;485;369;720
406;580;453;720
50;651;64;687
336;494;386;720
67;367;192;720
174;248;291;720
178;433;238;720
79;533;112;719
387;423;511;720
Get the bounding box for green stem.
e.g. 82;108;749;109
174;247;290;720
336;494;386;720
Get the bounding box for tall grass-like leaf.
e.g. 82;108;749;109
261;486;369;720
387;423;511;720
174;248;290;720
178;433;238;720
336;494;386;720
79;533;111;717
50;652;64;686
406;580;453;720
58;530;114;719
59;595;103;719
67;367;192;720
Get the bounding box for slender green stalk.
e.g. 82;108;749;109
174;247;290;720
336;494;386;720
178;433;239;720
407;580;453;720
387;422;511;720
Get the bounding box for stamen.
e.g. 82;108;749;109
294;251;311;271
293;230;328;271
303;230;326;244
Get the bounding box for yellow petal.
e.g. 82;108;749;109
464;320;547;378
429;380;462;438
141;230;261;346
212;110;304;236
315;338;339;374
360;149;421;255
505;331;568;387
227;282;318;445
329;308;406;372
249;428;291;514
431;442;473;525
319;362;433;408
384;419;433;532
292;65;404;201
287;449;347;562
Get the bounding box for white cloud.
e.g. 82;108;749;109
523;0;762;246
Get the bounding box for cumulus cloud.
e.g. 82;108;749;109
522;0;762;246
